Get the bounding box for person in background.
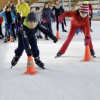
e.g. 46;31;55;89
35;7;43;39
88;2;93;32
8;0;16;40
0;9;4;39
52;0;67;33
42;2;56;40
16;0;30;24
0;5;16;43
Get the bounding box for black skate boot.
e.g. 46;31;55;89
12;37;15;42
0;35;4;39
62;30;68;32
55;52;62;58
37;36;39;39
45;36;49;40
90;29;93;32
90;50;96;58
11;56;20;69
34;57;45;69
39;35;43;39
4;37;8;43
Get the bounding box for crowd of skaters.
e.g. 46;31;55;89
0;0;96;69
0;0;68;42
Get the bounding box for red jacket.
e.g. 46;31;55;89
0;17;3;24
89;3;93;14
60;10;90;37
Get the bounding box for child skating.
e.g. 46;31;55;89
55;1;96;58
11;12;58;69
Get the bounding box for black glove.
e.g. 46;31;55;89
53;36;58;43
25;49;32;57
89;13;93;18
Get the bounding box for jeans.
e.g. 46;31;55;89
5;24;14;38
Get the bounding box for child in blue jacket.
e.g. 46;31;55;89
11;12;58;69
42;2;56;40
0;5;16;42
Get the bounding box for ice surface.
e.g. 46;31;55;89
0;21;100;100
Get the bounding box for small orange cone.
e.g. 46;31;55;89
82;45;91;61
56;30;60;39
24;56;39;75
10;35;13;42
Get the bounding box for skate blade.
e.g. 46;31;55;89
11;66;13;69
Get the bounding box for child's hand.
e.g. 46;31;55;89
58;16;63;23
84;37;90;46
54;18;57;22
53;36;58;43
43;19;46;23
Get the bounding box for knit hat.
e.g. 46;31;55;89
79;1;89;13
27;12;37;22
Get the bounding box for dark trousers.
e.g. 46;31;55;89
89;18;91;27
0;24;3;37
15;21;21;35
43;23;53;38
12;23;16;39
22;17;26;24
59;23;94;54
5;24;13;38
15;35;39;58
56;17;65;31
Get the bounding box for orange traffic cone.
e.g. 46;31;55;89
56;30;60;39
10;35;13;42
82;45;91;61
24;56;39;75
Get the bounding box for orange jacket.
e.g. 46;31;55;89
0;17;3;24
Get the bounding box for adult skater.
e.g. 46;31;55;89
55;1;96;58
52;0;67;32
16;0;30;23
0;5;16;43
42;2;56;40
11;12;58;69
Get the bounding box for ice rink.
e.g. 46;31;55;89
0;21;100;100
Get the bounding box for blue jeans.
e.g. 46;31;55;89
5;24;14;38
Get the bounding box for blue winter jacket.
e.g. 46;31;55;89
0;11;16;24
18;18;56;50
42;8;55;23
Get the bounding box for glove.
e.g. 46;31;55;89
91;14;93;18
53;36;58;43
18;26;23;33
84;37;90;46
43;19;46;23
89;13;93;18
54;18;57;22
25;49;32;57
58;16;63;23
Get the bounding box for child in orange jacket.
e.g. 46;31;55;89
55;1;96;58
